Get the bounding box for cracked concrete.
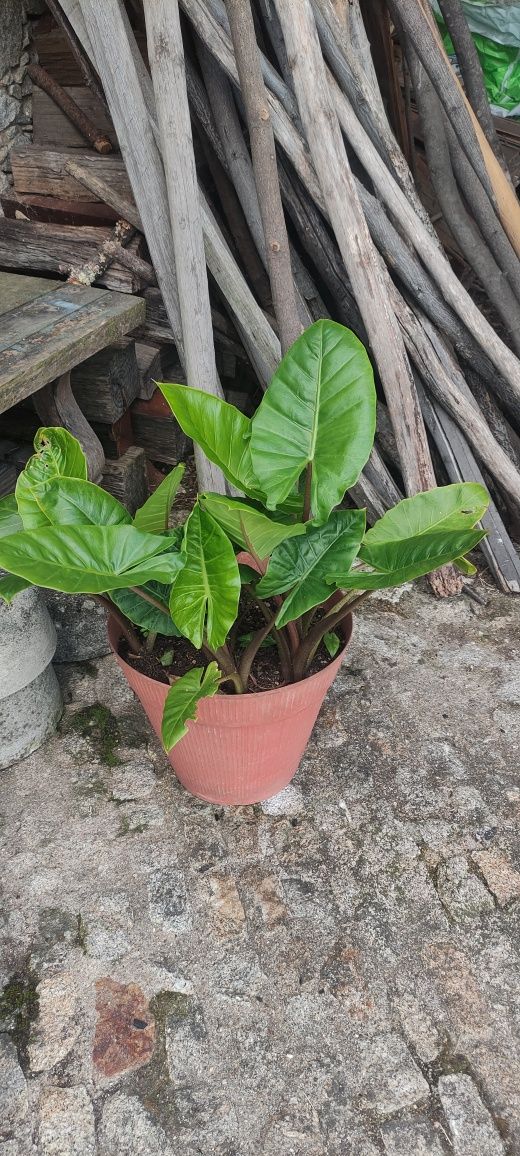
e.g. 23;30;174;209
0;582;519;1154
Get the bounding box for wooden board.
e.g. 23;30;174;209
11;143;131;202
0;273;60;314
32;85;117;150
71;340;141;422
0;192;120;227
102;446;148;513
0;218;142;293
34;27;148;88
0;274;145;412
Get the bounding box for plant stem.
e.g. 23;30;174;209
303;461;312;521
218;671;246;694
129;585;169;615
292;589;371;680
238;613;278;687
94;594;141;653
145;630;157;653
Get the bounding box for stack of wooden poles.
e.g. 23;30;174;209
53;0;520;594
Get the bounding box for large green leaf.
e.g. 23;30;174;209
133;464;185;534
363;483;488;547
256;509;366;627
199;493;305;559
36;478;131;527
0;494;22;538
169;505;240;650
161;662;221;752
0;525;183;594
16;427;88;529
250;320;376;522
159;383;262;499
110;582;181;636
341;528;486;590
0;574;32;603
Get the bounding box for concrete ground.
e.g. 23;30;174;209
1;582;520;1156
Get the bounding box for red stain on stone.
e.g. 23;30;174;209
93;978;155;1078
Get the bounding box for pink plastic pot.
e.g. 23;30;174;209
108;613;352;806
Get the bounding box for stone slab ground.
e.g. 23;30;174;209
1;582;519;1155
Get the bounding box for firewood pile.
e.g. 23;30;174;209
2;0;520;594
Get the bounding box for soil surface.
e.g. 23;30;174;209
120;602;337;692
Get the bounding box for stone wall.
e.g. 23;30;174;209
0;0;45;199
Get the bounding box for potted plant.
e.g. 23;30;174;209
0;321;488;803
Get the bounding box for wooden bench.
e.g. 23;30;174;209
0;272;145;481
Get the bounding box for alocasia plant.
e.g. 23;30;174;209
0;319;488;751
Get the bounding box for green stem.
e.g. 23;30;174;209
219;671;246;694
96;595;141;653
144;630;157;653
129;585;169;615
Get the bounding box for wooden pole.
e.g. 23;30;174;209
143;0;227;493
225;0;301;354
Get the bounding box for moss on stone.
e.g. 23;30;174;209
62;702;121;766
0;969;39;1068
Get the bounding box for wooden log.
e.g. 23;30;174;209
10;143;132;202
92;410;133;460
66;218;136;288
143;0;227;494
27;63;113;154
226;0;301;354
275;0;460;595
134;342;163;401
64;158;140;224
0;191;120;227
131;390;191;465
43;0;109;110
101;445;148;514
32;85;116;151
71;340;141;423
389;0;520;259
0;218;142;294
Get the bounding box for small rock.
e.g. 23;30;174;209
436;856;495;922
0;2;23;76
438;1073;504;1155
28;972;81;1073
110;758;157;801
38;1086;95;1156
251;874;287;925
0;1038;28;1136
93;977;155;1079
148;868;192;933
380;1118;446;1155
206;874;245;937
472;850;520;907
0;92;21;130
357;1034;430;1118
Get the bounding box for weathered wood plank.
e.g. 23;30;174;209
11;142;131;202
0;191;120;227
0;219;141;293
71;340;141;422
0;284;145;411
101;446;148;513
0;272;61;317
32;85;116;150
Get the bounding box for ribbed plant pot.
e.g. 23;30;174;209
108;614;352;806
0;588;63;770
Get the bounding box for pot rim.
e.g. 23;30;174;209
107;612;353;704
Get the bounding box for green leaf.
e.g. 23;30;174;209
199;493;306;559
323;631;340;658
256;509;366;627
250;320;376;522
110;583;181;636
0;574;32;603
160;649;174;666
454;555;477;576
339;483;489;591
341;528;486;590
0;494;22;538
161;662;221;752
169;505;240;650
133;464;185;534
16;426;88;529
36;478;131;527
0;525;184;594
159;383;263;499
363;483;488;547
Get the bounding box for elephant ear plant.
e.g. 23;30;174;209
0;320;488;755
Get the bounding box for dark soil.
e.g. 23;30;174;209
119;602;338;694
